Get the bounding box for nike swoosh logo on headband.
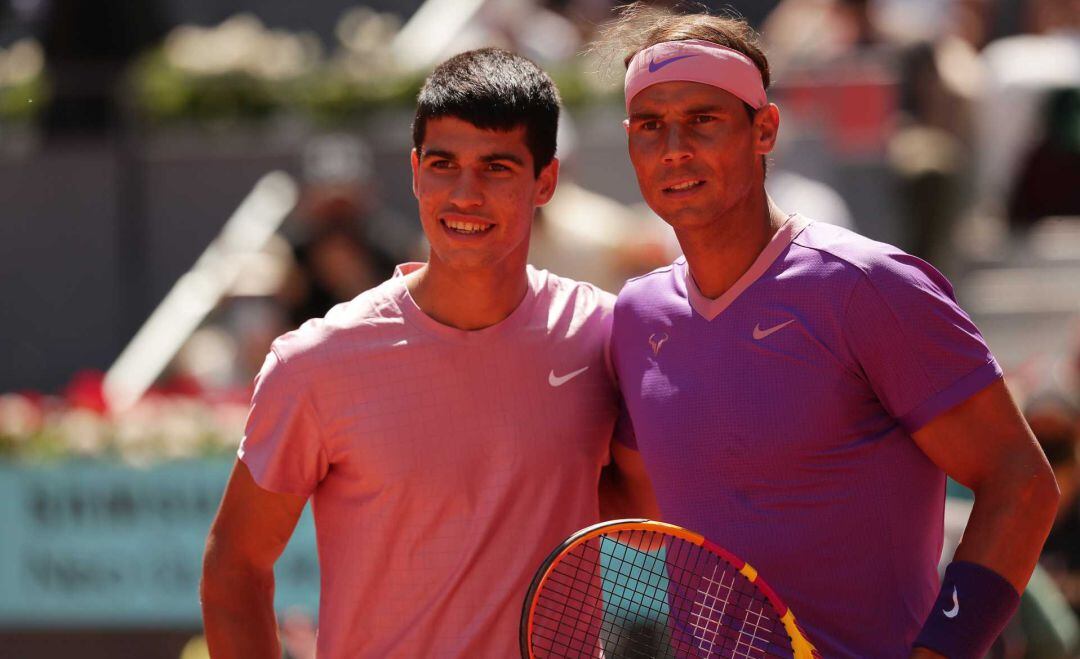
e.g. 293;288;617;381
648;54;698;73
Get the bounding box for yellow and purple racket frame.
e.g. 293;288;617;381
521;519;821;659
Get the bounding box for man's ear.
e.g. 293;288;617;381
753;104;780;155
410;148;421;199
533;157;560;207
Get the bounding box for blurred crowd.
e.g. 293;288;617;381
1030;391;1080;612
165;0;1080;382
0;0;1078;656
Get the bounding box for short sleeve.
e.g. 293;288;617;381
844;254;1002;433
237;348;329;496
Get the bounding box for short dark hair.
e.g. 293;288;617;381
412;48;560;177
593;2;770;121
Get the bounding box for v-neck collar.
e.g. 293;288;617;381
682;214;811;321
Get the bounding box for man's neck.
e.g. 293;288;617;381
405;258;530;331
676;193;788;300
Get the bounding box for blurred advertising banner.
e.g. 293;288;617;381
0;461;318;627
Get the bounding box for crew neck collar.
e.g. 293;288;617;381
391;263;542;342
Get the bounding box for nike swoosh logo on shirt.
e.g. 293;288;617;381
943;587;960;619
549;366;589;387
648;54;698;73
752;319;796;340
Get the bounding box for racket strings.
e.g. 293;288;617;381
529;530;795;658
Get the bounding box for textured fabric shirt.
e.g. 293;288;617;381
239;264;620;658
611;215;1002;657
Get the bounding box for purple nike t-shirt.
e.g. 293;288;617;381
611;215;1002;658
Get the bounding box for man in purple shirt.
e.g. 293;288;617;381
597;4;1060;658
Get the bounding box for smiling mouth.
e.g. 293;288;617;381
441;218;494;235
663;180;704;193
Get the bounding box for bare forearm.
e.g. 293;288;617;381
201;564;281;658
953;470;1059;591
201;461;307;657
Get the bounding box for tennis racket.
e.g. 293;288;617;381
521;519;820;659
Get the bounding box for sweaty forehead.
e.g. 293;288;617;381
628;81;743;115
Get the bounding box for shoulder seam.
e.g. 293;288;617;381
270;343;286;365
624;262;678;286
790;235;873;278
790;237;908;384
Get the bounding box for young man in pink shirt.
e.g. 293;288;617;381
200;49;657;658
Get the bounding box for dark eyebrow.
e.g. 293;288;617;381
421;148;455;161
481;152;525;166
684;105;729;115
421;149;523;166
628;106;730;122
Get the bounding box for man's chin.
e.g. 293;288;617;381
429;250;503;274
649;203;716;230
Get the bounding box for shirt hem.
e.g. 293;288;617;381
898;359;1003;433
237;448;315;498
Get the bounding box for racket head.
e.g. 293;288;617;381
520;519;819;659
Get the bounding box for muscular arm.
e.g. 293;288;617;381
907;379;1059;658
912;379;1059;591
599;441;662;521
201;460;307;659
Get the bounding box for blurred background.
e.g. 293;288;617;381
0;0;1077;657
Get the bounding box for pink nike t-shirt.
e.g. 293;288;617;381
238;264;622;658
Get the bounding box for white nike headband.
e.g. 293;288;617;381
624;39;767;112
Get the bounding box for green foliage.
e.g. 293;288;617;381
287;67;426;125
128;47;611;126
0;75;47;123
130;51;281;124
